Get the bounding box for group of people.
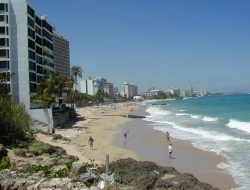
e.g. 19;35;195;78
88;131;173;160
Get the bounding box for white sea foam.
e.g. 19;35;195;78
202;116;219;122
226;119;250;134
146;107;172;116
179;109;186;112
152;120;250;142
190;114;201;119
175;113;190;116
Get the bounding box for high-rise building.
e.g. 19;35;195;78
104;82;114;98
0;0;54;109
123;82;138;98
0;0;68;127
53;32;70;77
77;77;107;96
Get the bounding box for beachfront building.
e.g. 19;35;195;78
185;86;194;97
165;88;181;98
141;89;164;99
0;0;68;129
123;82;138;99
103;82;114;98
53;32;70;77
77;77;107;96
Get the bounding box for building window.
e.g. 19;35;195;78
35;16;42;26
29;72;36;82
0;49;8;58
36;55;42;65
27;5;35;18
0;27;5;34
37;75;43;83
28;17;34;28
29;61;36;71
0;15;4;22
36;46;42;55
29;83;37;93
0;38;5;46
28;50;35;60
0;61;9;69
0;3;5;11
36;65;43;74
36;35;42;45
28;39;35;49
28;28;35;39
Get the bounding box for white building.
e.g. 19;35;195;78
165;88;180;97
0;0;65;128
77;77;107;96
123;82;138;98
185;86;194;97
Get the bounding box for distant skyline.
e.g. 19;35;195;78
31;0;250;93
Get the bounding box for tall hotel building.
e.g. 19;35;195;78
0;0;69;126
53;32;70;77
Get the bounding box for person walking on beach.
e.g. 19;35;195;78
124;130;129;139
168;144;173;159
88;136;94;149
166;131;170;141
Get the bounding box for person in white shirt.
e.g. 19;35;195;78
168;144;173;159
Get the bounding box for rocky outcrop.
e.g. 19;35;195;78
109;158;220;190
1;143;220;190
0;169;88;190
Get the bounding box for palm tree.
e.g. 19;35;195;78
71;65;83;108
71;65;83;90
33;72;71;108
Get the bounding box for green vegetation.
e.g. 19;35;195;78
0;97;33;145
0;157;10;170
33;72;72;107
15;158;78;178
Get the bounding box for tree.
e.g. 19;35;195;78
70;65;83;108
71;65;83;90
33;72;72;108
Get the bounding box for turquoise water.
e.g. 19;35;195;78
143;94;250;190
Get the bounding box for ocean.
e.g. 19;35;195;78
143;94;250;190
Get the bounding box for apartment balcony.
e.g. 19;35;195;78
42;45;53;53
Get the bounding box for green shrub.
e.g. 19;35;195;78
0;157;11;170
28;141;45;156
17;165;51;175
13;148;27;157
0;97;32;145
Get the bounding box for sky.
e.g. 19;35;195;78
31;0;250;93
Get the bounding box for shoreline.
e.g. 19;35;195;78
114;105;238;190
36;102;238;190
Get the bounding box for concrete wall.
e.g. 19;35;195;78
29;108;53;130
53;110;76;127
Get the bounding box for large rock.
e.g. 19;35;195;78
71;161;87;174
108;158;220;190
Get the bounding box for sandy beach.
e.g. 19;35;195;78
37;102;139;165
37;102;237;190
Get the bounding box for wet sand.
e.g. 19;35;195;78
115;117;238;190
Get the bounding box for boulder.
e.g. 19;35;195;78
71;161;87;174
108;158;220;190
